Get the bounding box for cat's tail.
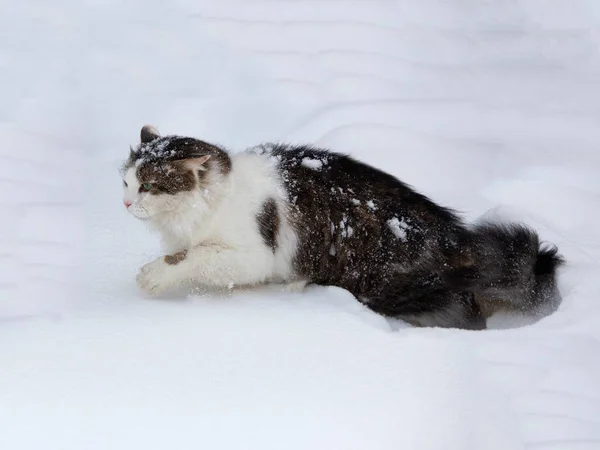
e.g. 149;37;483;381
448;222;565;317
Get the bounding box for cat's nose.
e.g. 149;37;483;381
124;200;132;208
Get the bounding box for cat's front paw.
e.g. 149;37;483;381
136;257;177;295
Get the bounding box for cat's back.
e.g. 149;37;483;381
249;143;458;225
248;142;406;193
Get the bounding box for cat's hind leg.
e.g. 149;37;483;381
398;291;485;330
363;272;486;330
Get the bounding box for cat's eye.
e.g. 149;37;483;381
140;182;153;192
123;180;128;187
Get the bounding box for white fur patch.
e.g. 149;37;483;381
129;152;300;293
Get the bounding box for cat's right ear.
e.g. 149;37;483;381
129;145;136;160
182;155;212;172
140;125;160;143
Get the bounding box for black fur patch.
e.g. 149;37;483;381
257;198;279;253
535;245;564;276
250;143;564;329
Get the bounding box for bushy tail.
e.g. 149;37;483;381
449;222;565;317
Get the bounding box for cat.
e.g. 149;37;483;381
121;125;564;330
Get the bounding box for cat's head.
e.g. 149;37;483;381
121;125;231;220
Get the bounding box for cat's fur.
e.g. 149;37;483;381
121;125;564;330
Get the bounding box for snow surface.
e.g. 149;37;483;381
3;1;600;449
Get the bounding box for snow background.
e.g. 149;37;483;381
2;0;600;449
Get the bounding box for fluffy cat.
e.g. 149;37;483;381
121;125;564;330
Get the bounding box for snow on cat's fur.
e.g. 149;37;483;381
122;125;564;330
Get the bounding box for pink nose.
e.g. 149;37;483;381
124;200;132;208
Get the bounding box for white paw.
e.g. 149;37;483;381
136;257;177;295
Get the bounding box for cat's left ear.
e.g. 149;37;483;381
140;125;161;143
182;155;212;172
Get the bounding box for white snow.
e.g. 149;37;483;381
3;1;600;450
300;157;323;170
387;217;410;242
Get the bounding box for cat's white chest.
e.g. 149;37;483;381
153;210;209;252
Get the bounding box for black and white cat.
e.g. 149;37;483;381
121;125;564;330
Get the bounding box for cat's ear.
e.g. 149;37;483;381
140;125;160;143
182;155;212;172
129;145;136;160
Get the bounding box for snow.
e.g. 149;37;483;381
339;214;353;238
387;217;410;242
300;157;323;170
136;136;179;159
3;1;600;449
